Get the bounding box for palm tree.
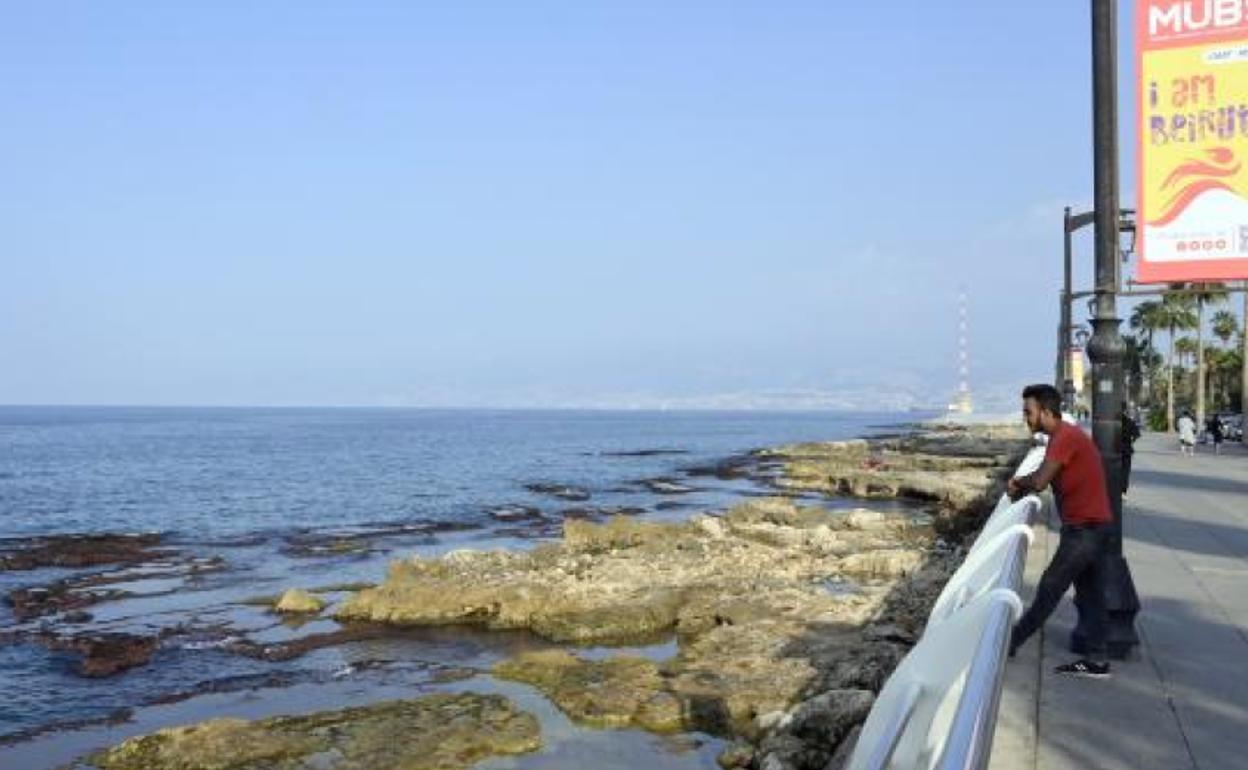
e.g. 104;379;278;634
1188;282;1229;425
1159;293;1198;430
1121;333;1157;407
1130;300;1166;350
1175;335;1198;409
1207;309;1239;411
1223;345;1246;413
1207;347;1240;411
1212;309;1238;346
1129;300;1167;406
1140;344;1164;407
1175;336;1198;374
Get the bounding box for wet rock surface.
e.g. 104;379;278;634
219;623;397;662
558;505;647;521
683;454;766;480
600;448;690;457
486;504;546;523
494;649;683;732
524;483;591;502
41;632;159;678
279;520;479;559
637;478;698;495
0;534;171;571
6;555;227;621
78;692;541;770
8;582;128;623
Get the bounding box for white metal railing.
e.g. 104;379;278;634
845;443;1047;770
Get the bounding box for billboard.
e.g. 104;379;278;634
1137;1;1248;282
1070;346;1086;395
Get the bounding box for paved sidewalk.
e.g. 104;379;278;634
989;433;1248;770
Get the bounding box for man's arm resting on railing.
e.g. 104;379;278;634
1007;459;1060;501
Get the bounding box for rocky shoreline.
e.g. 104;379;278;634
1;421;1028;770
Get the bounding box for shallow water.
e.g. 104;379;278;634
0;407;931;768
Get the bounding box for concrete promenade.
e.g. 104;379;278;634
989;432;1248;770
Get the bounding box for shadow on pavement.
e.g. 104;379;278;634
1130;467;1248;498
1037;594;1245;770
1123;505;1248;561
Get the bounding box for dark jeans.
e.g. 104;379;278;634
1122;452;1133;493
1012;523;1110;661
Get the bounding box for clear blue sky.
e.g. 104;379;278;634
0;1;1152;409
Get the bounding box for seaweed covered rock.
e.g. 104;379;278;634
81;692;540;770
0;533;169;571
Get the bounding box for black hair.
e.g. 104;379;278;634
1021;384;1063;418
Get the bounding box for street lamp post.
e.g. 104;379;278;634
1243;280;1248;422
1080;0;1139;659
1060;208;1092;412
1073;325;1091;411
1057;207;1129;416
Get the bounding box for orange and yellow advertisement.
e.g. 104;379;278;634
1138;0;1248;282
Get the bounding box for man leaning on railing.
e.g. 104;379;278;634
1005;383;1113;679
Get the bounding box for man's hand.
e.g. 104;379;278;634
1007;477;1024;501
1007;459;1061;502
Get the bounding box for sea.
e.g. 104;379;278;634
0;406;925;539
0;406;927;770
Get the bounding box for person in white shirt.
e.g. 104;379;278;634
1177;411;1197;457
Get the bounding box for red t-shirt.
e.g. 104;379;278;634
1045;422;1112;526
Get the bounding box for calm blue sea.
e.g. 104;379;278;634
0;407;922;539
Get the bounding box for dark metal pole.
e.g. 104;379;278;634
1085;284;1248;299
1079;0;1139;659
1242;280;1248;421
1062;208;1076;412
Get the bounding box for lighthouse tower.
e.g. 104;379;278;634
949;289;974;414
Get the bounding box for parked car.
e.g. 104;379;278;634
1197;413;1241;444
1220;414;1243;442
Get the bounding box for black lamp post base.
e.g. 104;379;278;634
1070;554;1140;660
1070;623;1140;660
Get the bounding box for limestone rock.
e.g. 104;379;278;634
838;549;924;578
84;692;540;770
274;589;326;615
765;426;1028;521
840;510;888;530
493;650;682;732
693;515;727;539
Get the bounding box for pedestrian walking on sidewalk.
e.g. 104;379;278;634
1207;415;1224;455
1121;410;1140;496
1007;384;1112;679
1178;411;1197;456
